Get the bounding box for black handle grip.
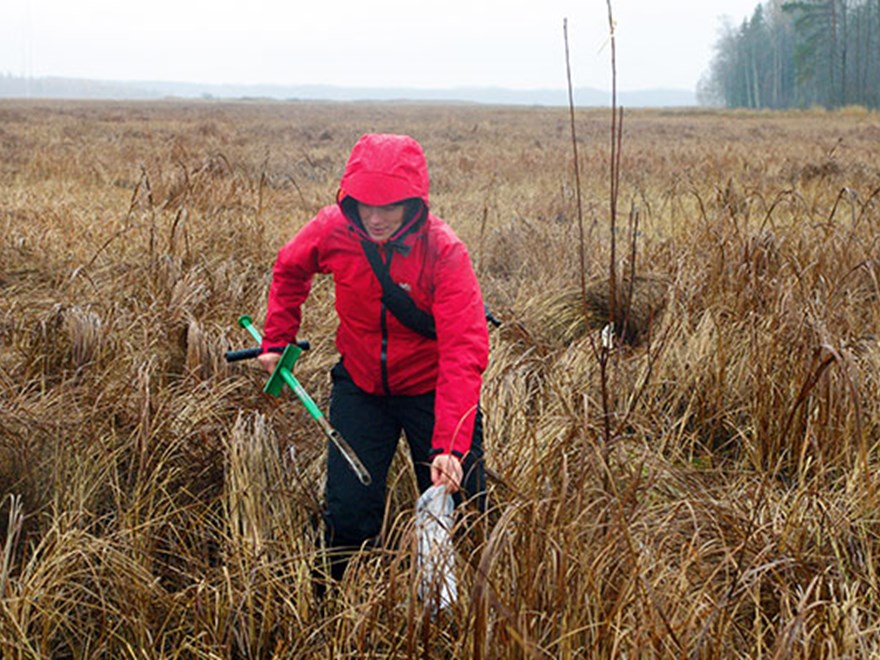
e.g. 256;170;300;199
484;304;502;328
224;341;310;363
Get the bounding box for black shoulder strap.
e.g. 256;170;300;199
361;240;437;340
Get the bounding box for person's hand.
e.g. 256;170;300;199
256;351;282;374
431;453;463;494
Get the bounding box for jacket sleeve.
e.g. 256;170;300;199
261;216;325;351
430;240;489;457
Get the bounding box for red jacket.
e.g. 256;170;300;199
262;134;488;457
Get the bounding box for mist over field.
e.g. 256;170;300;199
0;74;698;107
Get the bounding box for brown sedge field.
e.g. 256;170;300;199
2;99;880;658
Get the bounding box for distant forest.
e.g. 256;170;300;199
701;0;880;109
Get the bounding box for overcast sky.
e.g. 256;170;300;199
2;0;760;93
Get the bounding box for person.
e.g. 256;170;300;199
257;133;489;581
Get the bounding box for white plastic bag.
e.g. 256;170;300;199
416;484;457;612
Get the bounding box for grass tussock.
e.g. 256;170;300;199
2;100;880;656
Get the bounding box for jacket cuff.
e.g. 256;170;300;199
428;447;464;460
260;341;287;353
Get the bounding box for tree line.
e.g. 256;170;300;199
700;0;880;109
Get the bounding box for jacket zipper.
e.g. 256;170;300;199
380;303;390;395
379;247;392;395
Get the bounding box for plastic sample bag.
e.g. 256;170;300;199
416;485;457;612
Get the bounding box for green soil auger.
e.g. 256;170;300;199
226;315;372;485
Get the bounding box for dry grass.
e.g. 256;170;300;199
2;99;880;657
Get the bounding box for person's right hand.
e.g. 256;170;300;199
256;351;282;374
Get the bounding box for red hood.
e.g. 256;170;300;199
338;134;430;207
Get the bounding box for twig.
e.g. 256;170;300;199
563;19;588;338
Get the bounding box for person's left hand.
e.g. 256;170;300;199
431;453;463;493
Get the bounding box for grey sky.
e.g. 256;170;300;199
2;1;760;92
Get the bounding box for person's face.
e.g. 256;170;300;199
358;202;406;242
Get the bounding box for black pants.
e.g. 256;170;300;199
322;361;485;580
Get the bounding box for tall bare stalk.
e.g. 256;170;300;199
563;18;587;325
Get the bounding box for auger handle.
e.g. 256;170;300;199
225;342;311;363
229;316;310;362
